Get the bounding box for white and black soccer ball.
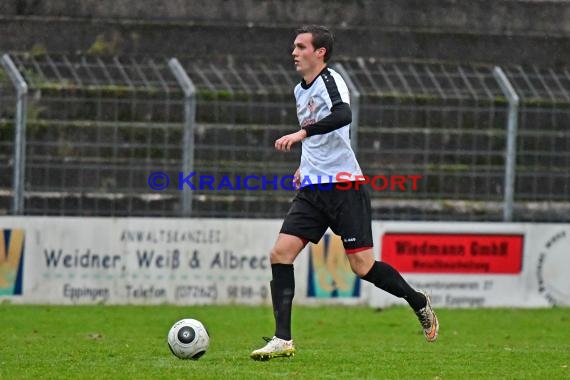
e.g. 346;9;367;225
167;318;210;360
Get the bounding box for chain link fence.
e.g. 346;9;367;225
1;53;187;216
343;59;508;220
0;53;568;221
179;57;299;217
503;66;570;221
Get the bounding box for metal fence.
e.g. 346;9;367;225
0;66;14;213
0;53;569;221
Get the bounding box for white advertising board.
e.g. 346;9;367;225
369;222;570;308
1;217;568;307
1;217;279;305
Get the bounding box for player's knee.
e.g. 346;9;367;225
347;252;374;277
269;247;282;262
349;259;370;277
351;264;369;277
270;246;295;264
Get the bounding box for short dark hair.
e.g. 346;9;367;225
295;25;334;62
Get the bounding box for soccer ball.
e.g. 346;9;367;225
167;318;210;359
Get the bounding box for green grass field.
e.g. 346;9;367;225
0;305;569;379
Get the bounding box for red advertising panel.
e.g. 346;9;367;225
381;233;524;274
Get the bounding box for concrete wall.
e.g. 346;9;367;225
5;0;570;35
1;0;570;65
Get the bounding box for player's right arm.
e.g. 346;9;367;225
275;129;307;152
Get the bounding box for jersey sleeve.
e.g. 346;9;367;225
302;102;351;137
322;70;350;109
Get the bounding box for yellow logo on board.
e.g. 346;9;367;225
0;229;25;295
307;234;360;298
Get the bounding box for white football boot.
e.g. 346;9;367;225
415;290;439;342
250;336;296;361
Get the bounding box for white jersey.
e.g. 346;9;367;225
294;67;362;187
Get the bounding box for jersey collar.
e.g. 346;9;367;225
300;66;329;90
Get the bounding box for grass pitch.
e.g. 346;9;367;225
0;304;569;379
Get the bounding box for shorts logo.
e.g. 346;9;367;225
536;230;570;306
0;229;25;296
307;234;360;298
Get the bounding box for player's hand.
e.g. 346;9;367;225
294;168;301;189
275;130;307;152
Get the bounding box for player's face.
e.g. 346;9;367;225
292;33;324;75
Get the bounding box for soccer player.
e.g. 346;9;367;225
250;25;439;361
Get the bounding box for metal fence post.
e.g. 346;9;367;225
492;66;520;222
1;53;28;215
334;63;360;154
168;58;197;217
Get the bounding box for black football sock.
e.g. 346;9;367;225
270;280;279;324
271;263;295;341
361;261;426;311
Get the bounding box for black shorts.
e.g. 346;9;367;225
280;182;373;253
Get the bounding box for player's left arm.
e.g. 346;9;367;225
275;73;351;151
274;101;351;151
301;73;352;137
301;102;351;137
